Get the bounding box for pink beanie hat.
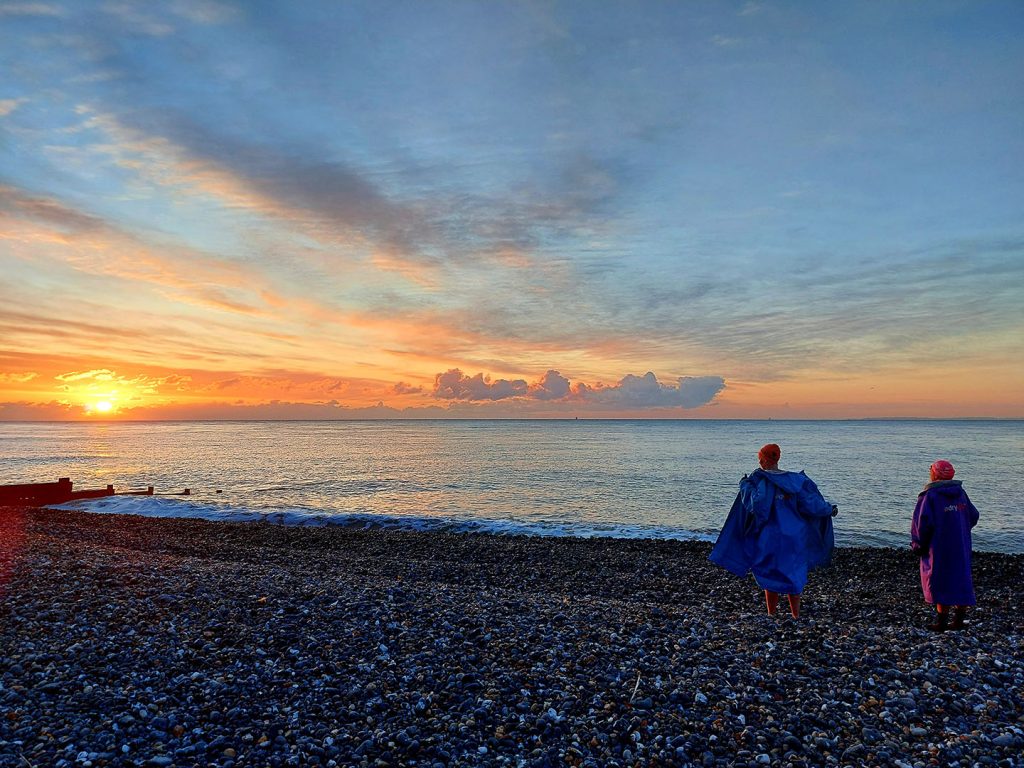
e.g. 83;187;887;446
930;460;955;481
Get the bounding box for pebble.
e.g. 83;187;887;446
0;506;1021;768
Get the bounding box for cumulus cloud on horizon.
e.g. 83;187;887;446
432;368;725;409
581;372;727;409
433;369;530;401
393;381;424;395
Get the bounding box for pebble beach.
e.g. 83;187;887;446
1;506;1022;768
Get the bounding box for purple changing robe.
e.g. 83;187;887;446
910;480;979;606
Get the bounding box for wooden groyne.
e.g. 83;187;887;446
0;478;158;506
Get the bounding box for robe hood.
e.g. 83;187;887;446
756;469;816;494
921;479;963;496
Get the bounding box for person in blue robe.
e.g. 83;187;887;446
709;443;837;618
911;459;979;632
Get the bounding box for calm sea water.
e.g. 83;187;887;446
0;420;1021;553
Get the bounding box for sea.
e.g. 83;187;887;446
0;420;1021;553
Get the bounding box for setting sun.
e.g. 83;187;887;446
94;401;113;413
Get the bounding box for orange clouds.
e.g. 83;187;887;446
3;344;1021;419
0;371;38;383
0;348;727;420
0;350;419;419
3;119;724;400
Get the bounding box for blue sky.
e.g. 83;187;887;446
1;0;1022;418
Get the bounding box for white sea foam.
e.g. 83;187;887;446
52;495;717;542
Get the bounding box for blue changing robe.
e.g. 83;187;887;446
709;469;835;594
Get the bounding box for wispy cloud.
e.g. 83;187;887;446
94;109;623;286
0;98;26;116
0;182;282;317
62;109;446;283
0;2;62;16
711;35;742;48
3;184;611;379
0;401;80;420
0;183;105;232
0;371;37;383
55;368;116;382
169;0;237;25
101;2;174;36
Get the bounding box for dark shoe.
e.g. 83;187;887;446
949;607;968;630
928;611;948;632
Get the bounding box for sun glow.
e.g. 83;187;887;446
94;400;113;413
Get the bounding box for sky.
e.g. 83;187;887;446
1;0;1022;420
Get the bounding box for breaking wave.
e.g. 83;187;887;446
53;495;718;542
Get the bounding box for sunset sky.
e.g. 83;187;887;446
1;1;1022;419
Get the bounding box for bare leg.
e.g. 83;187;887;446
788;593;801;619
765;590;779;616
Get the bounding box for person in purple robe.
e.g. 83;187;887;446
911;460;979;632
710;443;838;618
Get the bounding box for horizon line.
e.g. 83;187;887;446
2;416;1021;424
